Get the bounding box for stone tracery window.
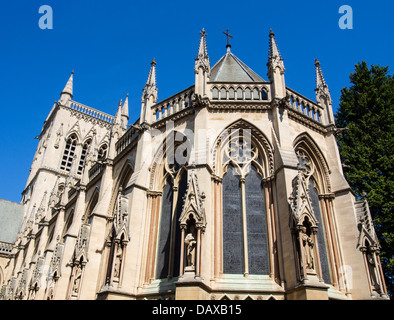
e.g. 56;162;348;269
221;129;270;276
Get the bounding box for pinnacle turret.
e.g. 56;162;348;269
314;58;334;124
194;28;210;96
115;99;123;126
140;59;158;124
268;29;283;63
267;29;286;98
315;58;328;90
195;28;210;72
142;58;158;103
196;28;209;60
121;94;129;130
60;71;74;104
146;58;157;88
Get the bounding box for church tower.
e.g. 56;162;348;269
2;71;129;300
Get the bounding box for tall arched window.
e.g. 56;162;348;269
77;139;91;174
221;129;270;276
156;169;188;279
147;132;192;281
60;134;78;171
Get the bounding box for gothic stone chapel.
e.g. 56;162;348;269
0;29;388;300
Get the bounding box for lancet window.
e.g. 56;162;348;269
77;139;91;175
60;134;77;171
155;147;189;279
144;132;192;282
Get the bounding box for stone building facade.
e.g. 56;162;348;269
0;29;388;300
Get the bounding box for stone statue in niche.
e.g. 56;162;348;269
113;245;123;279
72;264;82;295
185;233;197;267
301;225;315;271
184;214;197;270
366;249;379;291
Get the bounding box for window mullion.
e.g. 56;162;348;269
240;176;249;277
167;183;178;279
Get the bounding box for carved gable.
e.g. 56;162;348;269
179;170;206;229
289;169;318;227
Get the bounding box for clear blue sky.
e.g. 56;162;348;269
0;0;393;202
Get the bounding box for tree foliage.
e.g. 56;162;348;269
335;61;394;296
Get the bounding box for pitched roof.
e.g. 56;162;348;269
0;199;24;244
210;49;265;82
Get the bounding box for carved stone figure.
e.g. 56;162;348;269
301;226;314;271
113;245;123;279
72;264;82;295
184;233;196;267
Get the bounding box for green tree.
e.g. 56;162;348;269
335;61;394;297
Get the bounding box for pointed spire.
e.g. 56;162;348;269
121;94;129;130
115;99;122;125
122;94;129;118
195;29;210;69
314;58;327;89
60;71;74;104
314;58;334;124
197;28;209;59
140;59;159;124
142;58;158;102
195;28;210;96
314;58;331;100
267;29;286;98
268;29;283;62
146;58;157;87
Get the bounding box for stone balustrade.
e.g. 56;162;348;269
115;126;140;157
286;88;323;123
151;86;195;123
0;241;13;255
68;101;115;124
